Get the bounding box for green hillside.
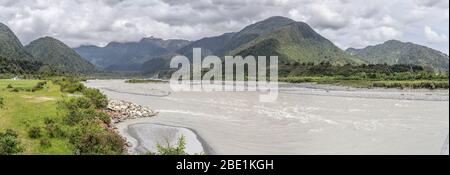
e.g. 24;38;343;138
231;20;365;65
25;37;96;73
178;16;365;66
347;40;449;71
0;23;34;61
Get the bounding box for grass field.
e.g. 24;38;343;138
0;79;73;154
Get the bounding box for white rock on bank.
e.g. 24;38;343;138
106;100;158;124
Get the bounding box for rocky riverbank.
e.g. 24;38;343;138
98;99;208;154
100;100;158;150
103;100;158;124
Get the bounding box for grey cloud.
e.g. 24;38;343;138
0;0;448;54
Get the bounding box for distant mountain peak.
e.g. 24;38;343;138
33;36;65;44
346;40;449;70
384;39;403;44
0;22;34;61
239;16;296;35
261;16;296;23
140;36;163;42
25;36;96;73
74;36;192;71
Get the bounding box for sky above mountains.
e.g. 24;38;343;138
0;0;448;53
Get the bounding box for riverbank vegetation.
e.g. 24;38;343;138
125;79;166;84
0;78;124;154
279;63;449;89
146;136;188;155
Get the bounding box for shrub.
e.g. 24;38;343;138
0;129;23;155
58;97;94;112
59;97;112;125
148;135;187;155
40;138;52;148
28;126;43;139
66;107;98;125
44;118;65;138
10;88;19;92
97;112;111;125
82;88;108;109
44;117;56;125
54;77;86;93
61;82;85;93
31;81;47;92
69;121;124;155
0;96;4;108
6;84;12;89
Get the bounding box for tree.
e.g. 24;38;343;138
148;135;187;155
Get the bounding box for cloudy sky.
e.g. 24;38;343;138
1;0;448;53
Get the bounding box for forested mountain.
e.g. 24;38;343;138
0;56;43;74
0;23;34;61
142;16;365;75
74;37;191;71
346;40;449;71
25;37;96;73
178;16;363;65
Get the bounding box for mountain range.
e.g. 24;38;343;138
75;37;191;71
1;16;449;76
76;16;448;74
178;16;363;65
1;22;95;74
140;16;366;74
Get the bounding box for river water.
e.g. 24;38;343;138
85;80;449;155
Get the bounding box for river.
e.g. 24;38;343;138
85;80;449;155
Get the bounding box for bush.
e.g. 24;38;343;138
58;97;94;125
44;118;65;138
66;107;98;125
0;129;23;155
44;117;56;125
69;121;124;155
61;82;85;93
28;126;43;139
0;96;4;108
148;135;187;155
31;81;47;92
97;112;111;125
6;84;12;89
40;138;52;148
59;97;112;125
9;88;19;92
82;88;108;109
53;77;85;93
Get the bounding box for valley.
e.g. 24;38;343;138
1;15;449;155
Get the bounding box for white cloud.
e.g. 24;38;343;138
0;0;448;53
424;26;448;43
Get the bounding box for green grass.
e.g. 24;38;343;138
0;79;40;89
0;79;73;154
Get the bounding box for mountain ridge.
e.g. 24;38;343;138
346;39;449;70
74;37;191;71
0;23;34;61
25;36;96;73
